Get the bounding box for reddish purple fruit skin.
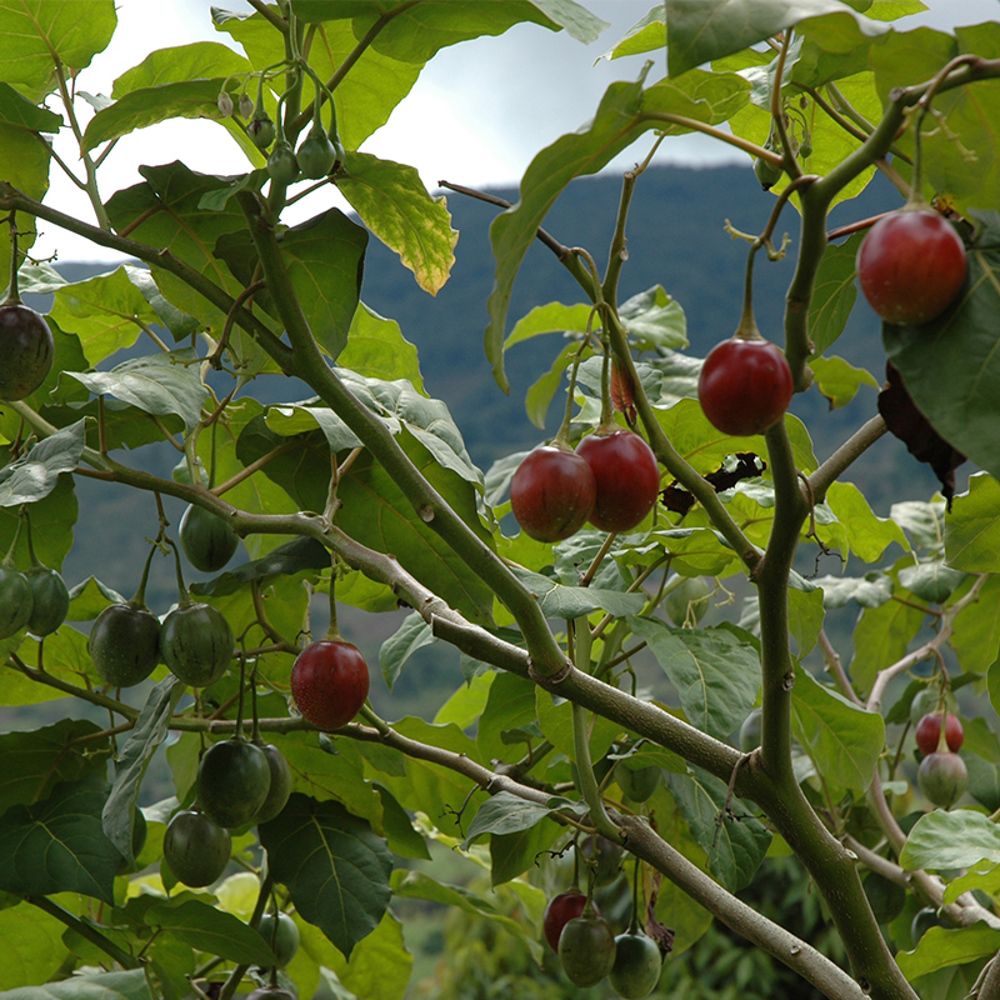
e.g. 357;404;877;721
915;711;964;756
857;209;967;325
510;446;596;543
290;640;369;731
698;338;794;437
576;430;660;533
543;891;596;952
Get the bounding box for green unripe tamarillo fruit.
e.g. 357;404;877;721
197;739;271;829
558;910;617;988
0;564;33;639
663;575;711;627
296;124;337;179
89;602;161;688
26;565;70;636
257;912;300;968
738;707;762;753
179;504;240;573
255;743;293;824
267;140;299;185
163;809;231;887
616;762;660;803
0;302;55;401
160;602;234;688
609;932;663;999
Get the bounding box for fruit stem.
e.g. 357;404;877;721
5;212;21;305
735;241;763;340
234;649;248;740
166;537;192;608
249;658;263;745
553;336;589;450
131;542;159;611
628;854;642;935
22;508;41;570
598;326;615;431
2;510;26;569
323;557;343;642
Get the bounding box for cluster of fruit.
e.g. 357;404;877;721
510;429;660;543
914;703;967;810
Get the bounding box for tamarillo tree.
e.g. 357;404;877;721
4;3;1000;1000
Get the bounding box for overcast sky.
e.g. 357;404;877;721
38;0;1000;263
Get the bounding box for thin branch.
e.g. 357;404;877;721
808;415;889;503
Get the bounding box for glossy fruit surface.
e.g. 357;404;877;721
163;809;231;887
255;743;293;823
616;763;660;803
249;116;275;149
542;891;590;952
26;566;70;636
179;504;240;574
197;739;271;829
663;575;712;627
698;337;794;437
609;931;663;999
856;208;966;325
915;711;964;756
558;911;617;987
917;751;968;809
266;140;299;185
297;124;337;178
160;602;234;687
510;446;595;543
0;302;55;401
257;912;300;968
89;603;161;687
291;640;370;731
576;430;660;532
0;565;33;639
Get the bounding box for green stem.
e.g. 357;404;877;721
235;190;570;678
26;895;141;969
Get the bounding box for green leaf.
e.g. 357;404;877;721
189;537;330;597
488;819;562;886
0;719;110;815
259;793;393;958
952;575;1000;676
897;924;1000;980
81;78;245;153
809;355;879;409
67;352;208;433
477;673;538;765
513;568;646;619
662;767;771;892
603;5;666;59
883;213;1000;481
628;617;760;739
825;481;907;564
808;234;862;355
339;303;425;392
848;598;926;692
463;791;582;846
0;82;60;132
144;898;276;966
664;0;886;78
535;687;622;766
338;152;457;295
790;664;884;792
102;678;181;864
0;420;85;507
0;0;117;101
372;783;430;860
0;773;120;904
0;969;151;1000
946;473;1000;572
504;302;594;349
900;808;1000;871
380;611;434;691
0;902;66;990
619;285;688;350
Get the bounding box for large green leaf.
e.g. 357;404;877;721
946;472;1000;572
0;969;150;1000
102;678;181;864
847;596;926;692
463;790;583;846
899;808;1000;871
790;663;884;792
293;1;606;61
808;234;862;356
898;924;1000;981
0;773;120;904
0;902;66;990
49;266;163;364
67;352;208;433
104;162;251;335
664;0;886;78
629;617;760;740
0;719;110;815
0;419;85;507
144;898;276;966
951;575;1000;675
339;303;425;392
0;82;60;132
338;152;456;295
259;793;393;958
883;213;1000;481
662;766;771;892
0;1;116;101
